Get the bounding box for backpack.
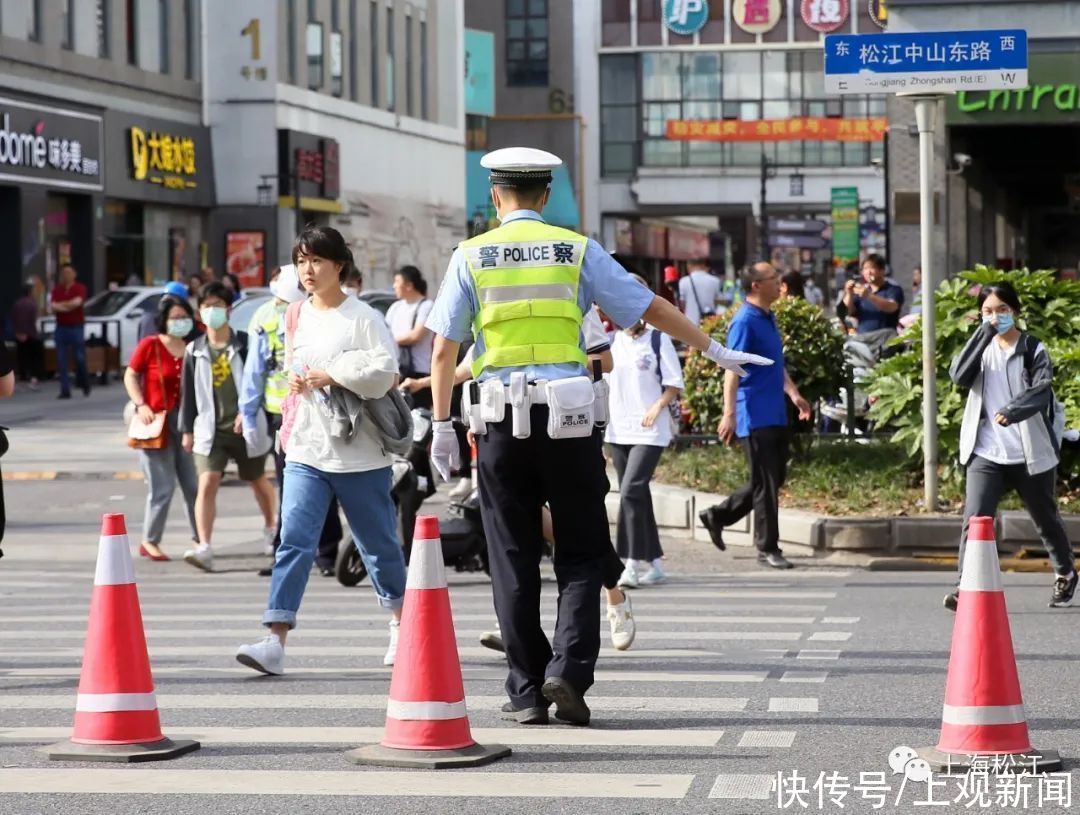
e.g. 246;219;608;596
1021;336;1066;450
648;329;682;436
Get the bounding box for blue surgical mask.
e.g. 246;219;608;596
984;312;1015;335
200;306;228;330
166;318;193;338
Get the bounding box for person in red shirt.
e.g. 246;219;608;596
123;296;200;560
50;264;91;399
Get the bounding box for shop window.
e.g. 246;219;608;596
287;0;297;83
349;0;359;100
158;0;169;74
723;52;761;99
184;0;199;79
506;0;548;87
420;20;428;118
684;53;721;100
386;7;395;111
97;0;110;57
62;0;74;48
330;0;342;96
126;0;137;64
370;1;379;106
602;143;635;176
406;15;413;116
762;52;787;100
602;0;630;22
307;21;324;90
1;0;40;42
128;0;165;72
641;52;681;100
601;54;637;105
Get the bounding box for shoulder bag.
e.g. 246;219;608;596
126;341;169;450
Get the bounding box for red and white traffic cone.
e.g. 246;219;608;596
347;516;509;768
44;514;199;762
918;516;1061;773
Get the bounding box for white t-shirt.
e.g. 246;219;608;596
678;271;721;324
287;298;399;473
604;328;684;448
386;298;435;373
973;338;1025;465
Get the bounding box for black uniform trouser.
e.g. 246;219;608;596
710;426;790;554
478;406;610;707
269;413;342;569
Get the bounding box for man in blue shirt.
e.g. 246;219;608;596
842;253;904;334
699;262;812;569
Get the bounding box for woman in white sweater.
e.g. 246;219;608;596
236;226;407;675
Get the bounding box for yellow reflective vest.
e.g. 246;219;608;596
460;218;588;377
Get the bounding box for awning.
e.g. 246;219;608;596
466;150;580;231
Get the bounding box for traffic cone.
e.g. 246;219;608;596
917;516;1061;773
347;515;510;769
44;514;200;762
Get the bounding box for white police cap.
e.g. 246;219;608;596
481;147;562;187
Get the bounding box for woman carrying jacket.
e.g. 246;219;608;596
946;281;1074;611
236;226;407;675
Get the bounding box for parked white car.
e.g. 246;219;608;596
38;286;164;366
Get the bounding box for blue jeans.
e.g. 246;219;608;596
54;324;88;395
263;462;406;628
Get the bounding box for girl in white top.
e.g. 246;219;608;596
386;265;434;405
605;274;685;588
236;226;408;676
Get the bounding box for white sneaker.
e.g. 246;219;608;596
448;477;473;501
262;526;276;557
183;543;214;572
617;566;639;589
384;619;400;666
236;634;284;676
638;565;667;586
607;593;635;651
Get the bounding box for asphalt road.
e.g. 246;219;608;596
0;384;1077;814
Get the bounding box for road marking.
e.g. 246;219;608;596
0;613;820;625
0;726;725;748
737;730;797;748
796;650;841;660
0;645;751;659
768;697;819;713
807;631;853;642
0;694;751;713
779;671;828;683
820;616;860;624
709;773;775;799
0;768;695;799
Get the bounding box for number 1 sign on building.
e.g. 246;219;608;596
824;29;1028;94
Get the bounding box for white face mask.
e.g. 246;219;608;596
341;286;359;297
200;306;228;330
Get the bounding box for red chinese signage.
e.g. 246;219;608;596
666;117;887;142
801;0;849;33
295;148;324;185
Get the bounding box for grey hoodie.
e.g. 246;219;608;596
949;323;1060;475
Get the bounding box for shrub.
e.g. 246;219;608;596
682;297;847;433
865;267;1080;487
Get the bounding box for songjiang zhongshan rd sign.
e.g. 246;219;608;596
824;29;1029;94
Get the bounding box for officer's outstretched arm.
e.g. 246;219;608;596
642;296;773;376
430;334;462;422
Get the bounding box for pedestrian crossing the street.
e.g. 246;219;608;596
0;558;861;812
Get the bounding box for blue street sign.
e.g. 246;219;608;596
824;29;1028;95
663;0;710;36
769;233;829;250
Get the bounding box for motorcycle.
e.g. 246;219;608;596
820;327;906;432
335;409;488;586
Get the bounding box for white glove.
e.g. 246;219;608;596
704;339;775;378
430;420;461;482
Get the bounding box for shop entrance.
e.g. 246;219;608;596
949;124;1080;271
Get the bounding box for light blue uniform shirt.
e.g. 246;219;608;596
426;210;653;384
239;324;277;430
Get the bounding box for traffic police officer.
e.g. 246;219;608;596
426;147;771;727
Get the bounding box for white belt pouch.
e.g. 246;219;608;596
545;376;596;440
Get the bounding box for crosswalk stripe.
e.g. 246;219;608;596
767;698;819;713
0;726;725;748
795;649;842;660
0;768;696;799
0;629;811;642
737;730;797;748
807;631;853;642
779;671;828;683
0;694;752;712
709;773;775;799
820;616;860;624
16;588;838;601
0;613;821;625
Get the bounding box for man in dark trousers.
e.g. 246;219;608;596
699;262;812;569
50;263;91;399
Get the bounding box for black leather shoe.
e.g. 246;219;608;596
479;631;505;653
698;507;727;551
758;551;794;569
944;592;958;612
258;566;273;577
541;677;591;726
500;701;549;725
319;567;334;577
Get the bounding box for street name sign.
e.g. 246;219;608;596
824;29;1028;95
769;218;828;233
769;233;829;250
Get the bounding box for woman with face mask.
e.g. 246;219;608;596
946;281;1074;611
123;296;201;560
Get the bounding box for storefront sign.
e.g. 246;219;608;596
831;187;860;264
278;130;341;203
947;54;1080;125
666;117;887;142
105;112;214;206
0;96;102;190
801;0;848;33
733;0;782;35
225;230;266;288
668;228;710;260
662;0;710;36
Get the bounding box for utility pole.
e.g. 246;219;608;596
759;151;769;260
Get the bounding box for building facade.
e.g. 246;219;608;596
889;0;1080;289
575;0;889;288
0;0;213;312
207;0;466;293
